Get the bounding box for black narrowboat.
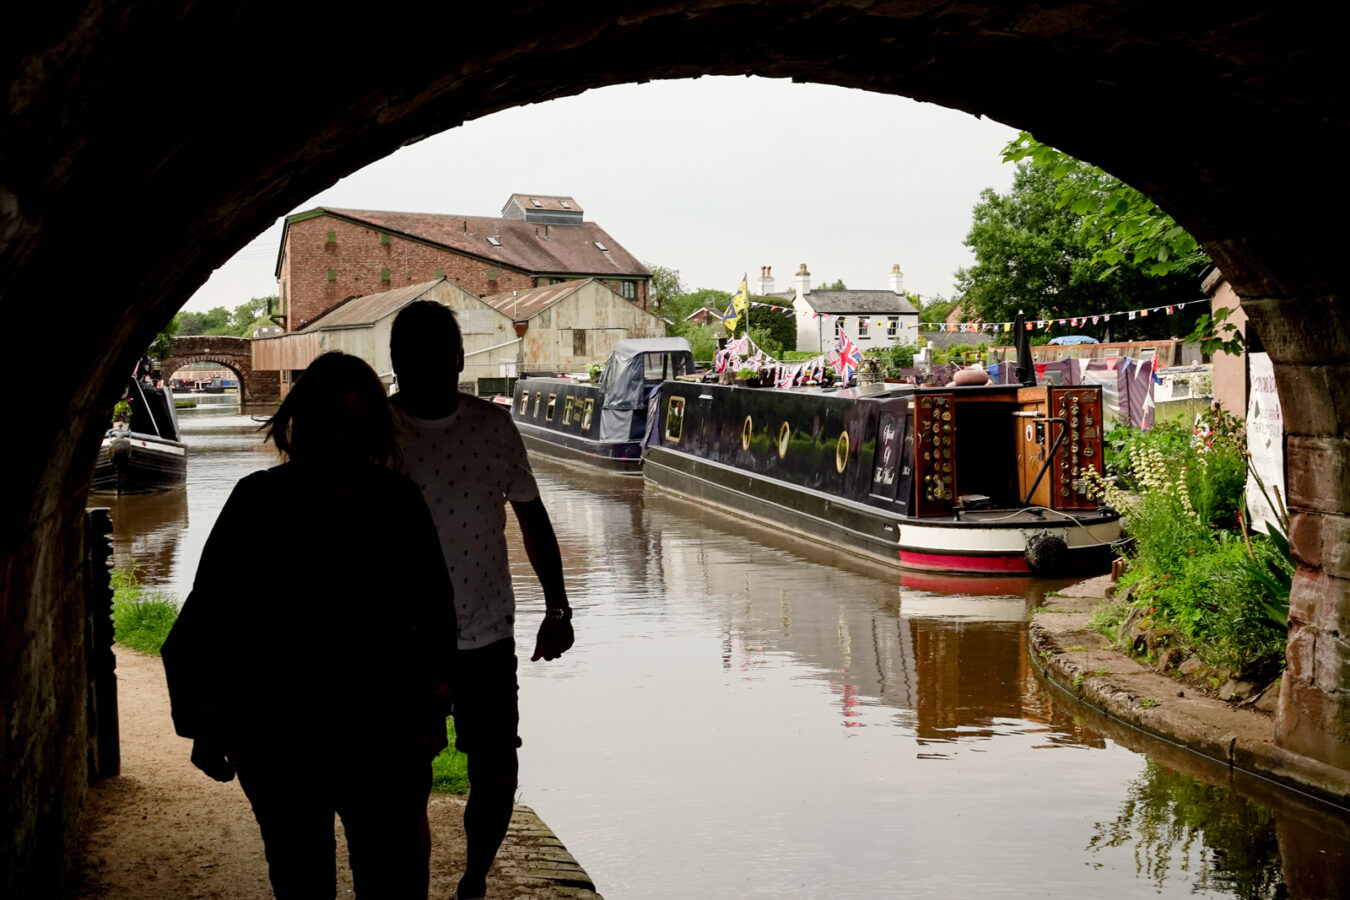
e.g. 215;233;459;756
510;338;696;473
91;378;188;494
643;380;1122;575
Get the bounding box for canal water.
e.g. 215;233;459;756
103;406;1350;899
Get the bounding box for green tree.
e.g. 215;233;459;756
172;295;276;338
147;317;178;363
918;294;958;324
955;161;1203;342
746;297;796;354
663;288;731;336
815;278;847;291
645;263;686;311
1002;133;1209;278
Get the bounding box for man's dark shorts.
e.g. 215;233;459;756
452;637;521;754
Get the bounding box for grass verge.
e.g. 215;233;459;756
431;719;470;794
111;564;180;655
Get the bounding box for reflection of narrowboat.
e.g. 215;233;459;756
644;380;1122;575
510;338;695;473
91;379;188;494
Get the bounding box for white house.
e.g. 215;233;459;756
784;263;920;352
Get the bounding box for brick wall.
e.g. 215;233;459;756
280;216;535;331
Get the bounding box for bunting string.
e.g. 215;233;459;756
744;296;1211;333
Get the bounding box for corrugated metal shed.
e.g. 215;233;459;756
480;280;590;320
298;279;444;331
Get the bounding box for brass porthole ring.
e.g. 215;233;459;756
835;431;850;473
741;415;753;451
777;422;791;459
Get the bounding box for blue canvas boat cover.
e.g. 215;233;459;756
597;338;694;442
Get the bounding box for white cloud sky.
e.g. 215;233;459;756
184;77;1019;312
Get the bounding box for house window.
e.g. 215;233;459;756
888;317;899;338
562;396;575;425
665;397;686;442
546;393;557;421
582;398;595;431
621;281;636;300
573;330;586;356
519;391;530;415
857;318;870;340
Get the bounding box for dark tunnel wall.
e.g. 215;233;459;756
3;2;1347;892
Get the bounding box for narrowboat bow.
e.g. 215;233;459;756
643;380;1122;576
92;378;188;494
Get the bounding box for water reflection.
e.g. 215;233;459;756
98;420;1350;898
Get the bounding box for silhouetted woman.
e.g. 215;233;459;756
163;351;455;898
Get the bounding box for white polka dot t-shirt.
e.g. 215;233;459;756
394;394;539;650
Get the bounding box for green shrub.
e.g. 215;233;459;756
431;718;470;794
111;563;179;655
1103;409;1289;678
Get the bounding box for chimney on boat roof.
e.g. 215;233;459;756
759;266;775;295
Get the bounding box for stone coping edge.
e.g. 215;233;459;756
501;805;604;898
1027;593;1350;812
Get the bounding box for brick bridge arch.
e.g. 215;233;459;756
5;4;1350;891
162;335;279;404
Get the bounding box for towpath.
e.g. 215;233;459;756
68;649;601;899
1029;575;1350;810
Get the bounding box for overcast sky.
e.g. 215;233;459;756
184;77;1020;312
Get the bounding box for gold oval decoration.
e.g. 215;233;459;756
777;422;791;459
741;416;753;451
835;431;850;473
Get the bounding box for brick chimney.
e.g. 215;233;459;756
794;263;811;300
759;265;775;295
889;264;904;295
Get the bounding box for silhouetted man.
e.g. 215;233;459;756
389;301;573;900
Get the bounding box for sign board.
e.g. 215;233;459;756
1245;352;1285;534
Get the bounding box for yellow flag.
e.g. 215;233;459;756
724;273;749;333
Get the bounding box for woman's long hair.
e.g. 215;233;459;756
264;352;400;468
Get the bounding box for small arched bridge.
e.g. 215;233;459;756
163;335;279;404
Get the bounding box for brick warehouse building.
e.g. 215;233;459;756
275;193;651;331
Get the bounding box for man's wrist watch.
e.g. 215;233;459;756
544;606;572;621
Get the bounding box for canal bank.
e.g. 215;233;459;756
1029;576;1350;811
69;649;601;899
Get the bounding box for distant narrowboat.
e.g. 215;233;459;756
510;338;695;473
91;378;188;494
643;379;1122;576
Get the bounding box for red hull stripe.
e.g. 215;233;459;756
899;551;1030;574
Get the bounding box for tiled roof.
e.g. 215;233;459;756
297;279;444;331
507;194;583;214
480;279;593;320
318;207;648;278
806;290;919;315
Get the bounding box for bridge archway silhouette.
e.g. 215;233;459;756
3;4;1348;892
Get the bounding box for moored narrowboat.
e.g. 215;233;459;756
510;338;695;473
643;379;1122;576
92;378;188;494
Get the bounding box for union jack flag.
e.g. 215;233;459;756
833;332;862;384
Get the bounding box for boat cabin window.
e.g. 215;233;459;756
546;394;558;421
664;397;685;442
777;422;791;459
836;431;850;473
643;352;689;382
562;396;575;425
532;394;542;418
519;391;530;415
581;398;594;431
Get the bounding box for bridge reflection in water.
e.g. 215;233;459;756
107;409;1348;899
